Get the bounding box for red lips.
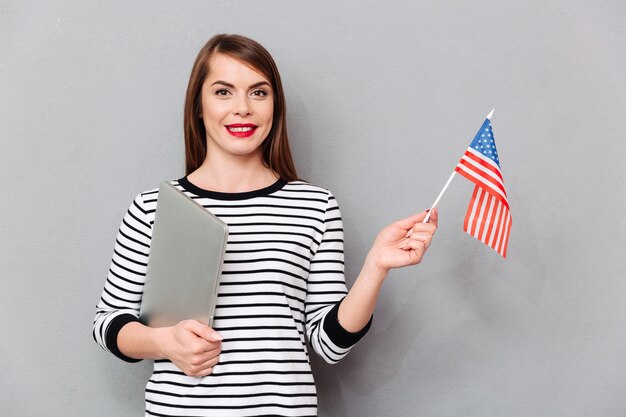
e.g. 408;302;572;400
225;123;257;138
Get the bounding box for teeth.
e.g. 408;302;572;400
228;126;254;132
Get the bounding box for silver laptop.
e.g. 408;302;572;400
139;181;229;328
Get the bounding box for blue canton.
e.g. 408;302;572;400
469;119;500;167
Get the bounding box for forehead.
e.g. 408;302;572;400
206;53;270;84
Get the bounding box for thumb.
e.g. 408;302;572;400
206;330;224;342
187;320;223;342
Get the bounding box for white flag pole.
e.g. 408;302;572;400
422;109;494;223
422;171;456;223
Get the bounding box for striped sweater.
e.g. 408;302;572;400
93;178;370;416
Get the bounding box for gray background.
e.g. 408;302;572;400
2;1;626;416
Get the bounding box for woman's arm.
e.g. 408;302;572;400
93;191;222;377
117;320;223;377
338;209;438;332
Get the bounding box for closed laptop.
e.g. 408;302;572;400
139;181;229;328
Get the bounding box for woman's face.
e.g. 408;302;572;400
200;53;274;162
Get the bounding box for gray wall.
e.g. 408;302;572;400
2;1;626;416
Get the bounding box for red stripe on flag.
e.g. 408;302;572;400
491;202;505;249
456;157;507;197
464;186;480;232
478;195;495;242
487;200;503;247
455;166;510;209
501;212;512;258
470;187;488;237
462;150;504;183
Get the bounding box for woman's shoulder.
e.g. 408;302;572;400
128;179;182;216
279;181;341;213
282;180;334;196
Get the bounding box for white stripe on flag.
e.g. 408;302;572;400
456;162;508;204
461;151;505;189
480;195;495;242
487;201;503;247
474;190;489;239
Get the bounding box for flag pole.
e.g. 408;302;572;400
422;109;494;223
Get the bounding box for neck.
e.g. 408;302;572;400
188;152;278;193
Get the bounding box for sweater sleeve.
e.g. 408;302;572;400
92;192;153;362
305;190;372;364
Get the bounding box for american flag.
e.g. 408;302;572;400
454;118;512;258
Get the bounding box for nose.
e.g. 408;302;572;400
234;95;252;117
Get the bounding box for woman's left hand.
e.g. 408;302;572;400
367;208;438;273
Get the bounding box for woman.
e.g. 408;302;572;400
93;34;438;416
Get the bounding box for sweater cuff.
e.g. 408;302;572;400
323;299;372;349
105;314;142;363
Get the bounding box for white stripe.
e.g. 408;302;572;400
493;202;506;251
500;210;512;255
480;195;496;242
473;191;489;239
487;200;503;247
456;162;509;204
461;149;505;189
467;188;481;235
465;147;501;170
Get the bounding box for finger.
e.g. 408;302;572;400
408;240;428;256
185;320;224;343
191;346;221;366
410;232;433;248
411;224;437;239
404;240;427;264
190;354;221;377
401;237;426;251
396;211;429;230
428;207;439;227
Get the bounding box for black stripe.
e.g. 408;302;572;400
115;238;149;257
220;279;306;292
145;388;315;399
227;239;313;252
147;379;314;388
128;204;151;229
226;247;310;262
122;217;150;240
111;258;146;277
224;257;310;273
266;194;327;204
215;302;305;314
213;314;297;321
217;211;323;223
118;229;150;249
146;398;315;410
108;268;144;286
105;277;143;295
221;269;307;282
200;203;325;214
113;249;148;267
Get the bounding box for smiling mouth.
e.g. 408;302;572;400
228;126;254;132
226;124;258;138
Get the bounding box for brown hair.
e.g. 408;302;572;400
183;34;298;181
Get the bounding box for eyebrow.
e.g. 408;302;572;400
210;80;271;89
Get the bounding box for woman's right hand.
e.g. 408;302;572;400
160;320;223;377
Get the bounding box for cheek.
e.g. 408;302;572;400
262;103;275;126
201;101;228;125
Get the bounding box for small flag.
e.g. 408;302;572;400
454;118;511;258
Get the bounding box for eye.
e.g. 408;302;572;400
251;89;269;97
215;89;230;96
